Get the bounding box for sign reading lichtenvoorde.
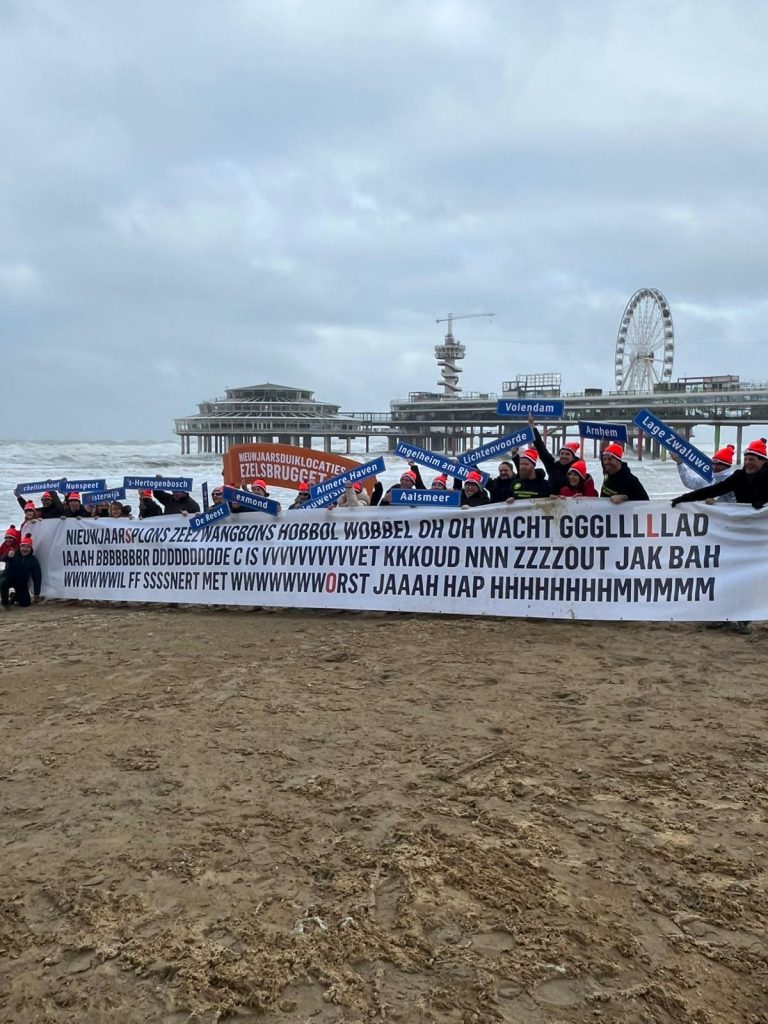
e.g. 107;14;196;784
30;502;768;621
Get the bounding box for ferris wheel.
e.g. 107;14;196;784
614;288;674;392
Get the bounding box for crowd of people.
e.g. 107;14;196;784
3;429;768;622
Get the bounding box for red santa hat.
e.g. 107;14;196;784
432;474;448;488
745;438;768;460
42;491;54;499
464;470;484;486
252;478;269;494
520;449;539;464
400;470;417;483
20;534;33;549
602;443;624;461
568;460;588;480
712;444;735;466
66;491;82;502
139;489;153;497
24;501;36;511
298;482;310;493
559;441;580;457
4;526;21;543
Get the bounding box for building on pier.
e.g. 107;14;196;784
174;383;386;455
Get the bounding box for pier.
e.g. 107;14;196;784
175;378;768;461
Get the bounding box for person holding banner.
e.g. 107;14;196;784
672;438;768;509
557;461;598;498
61;492;89;518
486;462;518;504
1;535;42;609
671;444;736;502
153;479;201;516
671;438;768;636
289;483;311;509
599;445;649;503
459;471;490;508
335;482;370;507
506;450;552;502
380;470;418;506
139;490;163;519
15;488;63;519
528;415;580;493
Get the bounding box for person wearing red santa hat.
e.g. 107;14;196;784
380;469;418;505
459;470;490;508
1;534;42;609
0;526;21;562
599;444;649;503
14;487;63;519
430;474;448;490
672;438;768;636
289;482;312;509
506;449;552;502
527;413;581;493
671;443;736;501
557;460;599;498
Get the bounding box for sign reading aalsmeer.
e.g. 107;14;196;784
496;399;565;418
390;488;461;507
309;456;386;501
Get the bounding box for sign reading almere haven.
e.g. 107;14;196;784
28;502;768;622
222;443;373;492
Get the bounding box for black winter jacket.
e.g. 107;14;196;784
672;464;768;509
600;464;649;501
153;491;201;515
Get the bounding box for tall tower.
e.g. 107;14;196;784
434;313;495;397
435;316;466;396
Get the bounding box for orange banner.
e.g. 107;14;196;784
222;443;375;492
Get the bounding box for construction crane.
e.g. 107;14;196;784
434;312;496;396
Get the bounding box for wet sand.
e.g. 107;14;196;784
1;605;766;1023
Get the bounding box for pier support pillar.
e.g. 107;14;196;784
736;425;743;462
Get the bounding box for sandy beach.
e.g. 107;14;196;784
1;605;766;1023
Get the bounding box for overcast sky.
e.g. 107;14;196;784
2;0;766;440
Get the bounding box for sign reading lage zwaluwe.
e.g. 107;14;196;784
458;427;535;466
393;443;489;485
497;399;565;418
633;410;713;482
222;487;280;516
579;421;628;443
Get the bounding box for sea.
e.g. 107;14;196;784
0;426;737;528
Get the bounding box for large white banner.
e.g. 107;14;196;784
26;500;768;620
